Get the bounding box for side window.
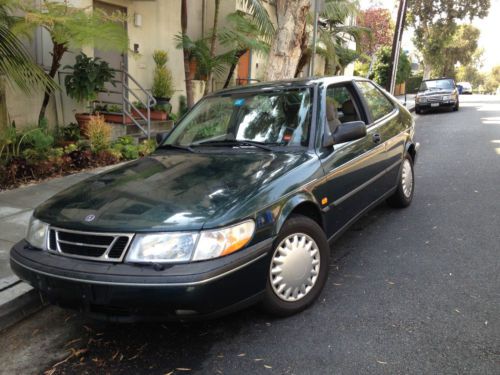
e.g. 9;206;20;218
355;81;394;122
325;85;361;134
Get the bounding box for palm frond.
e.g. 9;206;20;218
0;24;57;93
238;0;275;42
218;12;270;54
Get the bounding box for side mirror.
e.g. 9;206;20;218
155;131;170;145
332;121;367;145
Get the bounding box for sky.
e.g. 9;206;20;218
359;0;500;72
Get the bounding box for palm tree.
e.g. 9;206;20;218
218;11;271;88
295;0;368;77
13;1;128;124
0;0;56;127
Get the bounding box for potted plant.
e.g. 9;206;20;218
64;53;115;134
151;50;174;106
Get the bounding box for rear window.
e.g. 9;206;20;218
355;81;394;122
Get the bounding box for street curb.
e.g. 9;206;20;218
0;282;45;332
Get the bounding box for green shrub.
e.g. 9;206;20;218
121;144;139;160
178;95;188;117
138;139;156;156
85;115;111;153
64;53;115;104
152;50;174;99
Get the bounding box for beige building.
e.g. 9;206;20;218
5;0;355;131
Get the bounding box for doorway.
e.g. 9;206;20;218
93;1;127;108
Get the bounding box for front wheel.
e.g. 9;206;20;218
453;101;459;111
387;154;415;208
261;215;329;316
415;106;422;114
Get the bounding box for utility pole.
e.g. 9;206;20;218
387;0;408;94
309;0;325;77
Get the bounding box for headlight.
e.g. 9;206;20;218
193;220;255;261
125;220;255;263
26;217;49;250
416;96;426;103
442;95;451;100
126;232;198;263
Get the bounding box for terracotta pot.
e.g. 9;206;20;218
102;113;136;124
74;113;93;137
137;109;167;121
188;59;197;81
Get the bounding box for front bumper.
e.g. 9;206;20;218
415;100;457;109
10;238;273;321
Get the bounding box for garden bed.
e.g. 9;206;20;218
1;116;156;191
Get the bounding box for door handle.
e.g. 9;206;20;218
372;133;382;144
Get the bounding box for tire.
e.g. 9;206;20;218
415;106;422;114
387;154;415;208
453;101;459;111
261;214;329;316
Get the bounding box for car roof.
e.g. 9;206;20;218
422;77;455;82
211;76;364;96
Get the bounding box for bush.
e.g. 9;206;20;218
85;115;112;153
152;50;174;99
138;139;156;156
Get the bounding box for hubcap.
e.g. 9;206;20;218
270;233;320;302
401;159;413;198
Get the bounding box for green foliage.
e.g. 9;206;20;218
138;139;156;156
64;53;115;105
407;0;490;74
0;1;58;94
85;115;111;153
406;75;423;94
154;102;172;113
370;46;411;87
178;95;188;117
152;50;174;99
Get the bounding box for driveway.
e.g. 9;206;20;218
0;95;498;375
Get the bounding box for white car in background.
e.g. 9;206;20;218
457;82;473;94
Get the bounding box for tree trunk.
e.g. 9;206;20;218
265;0;311;81
181;0;194;109
0;76;8;130
223;49;247;88
38;41;67;125
423;63;432;80
204;0;220;95
295;49;311;78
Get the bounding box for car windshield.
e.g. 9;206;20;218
420;79;455;91
163;88;313;148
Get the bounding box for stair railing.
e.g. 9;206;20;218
120;70;156;139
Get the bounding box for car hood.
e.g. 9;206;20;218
35;150;310;232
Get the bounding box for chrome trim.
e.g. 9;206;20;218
48;226;134;263
11;252;268;287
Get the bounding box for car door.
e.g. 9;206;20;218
314;82;387;238
354;80;405;194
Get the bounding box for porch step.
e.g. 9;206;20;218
108;120;174;141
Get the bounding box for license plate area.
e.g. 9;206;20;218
431;103;439;107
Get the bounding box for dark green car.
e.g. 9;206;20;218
11;77;418;320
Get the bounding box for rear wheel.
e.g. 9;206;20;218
261;215;329;316
387;154;414;208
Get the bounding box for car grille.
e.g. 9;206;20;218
427;96;443;102
48;227;133;262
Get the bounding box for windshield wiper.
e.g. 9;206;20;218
157;143;195;153
192;140;275;151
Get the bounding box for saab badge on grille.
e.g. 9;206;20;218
84;214;96;222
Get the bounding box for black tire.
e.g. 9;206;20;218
453;101;459;111
415;106;422;114
261;214;329;316
387;154;415;208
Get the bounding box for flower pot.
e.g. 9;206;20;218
74;113;93;137
137;108;167;121
188;60;197;81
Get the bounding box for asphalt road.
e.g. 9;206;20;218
0;95;499;375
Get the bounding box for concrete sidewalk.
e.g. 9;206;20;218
0;163;126;330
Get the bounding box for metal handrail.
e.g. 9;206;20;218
120;69;157;139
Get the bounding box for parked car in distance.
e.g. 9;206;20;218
11;77;418;321
457;81;473;95
415;77;459;114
